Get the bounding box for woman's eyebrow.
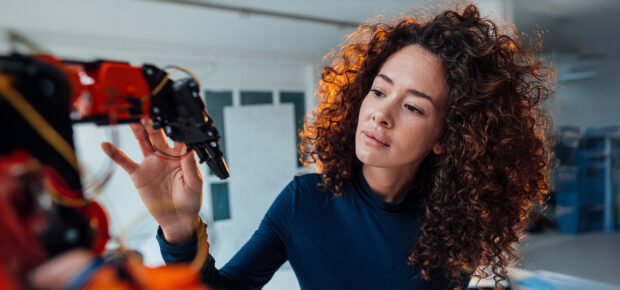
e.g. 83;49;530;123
377;74;435;105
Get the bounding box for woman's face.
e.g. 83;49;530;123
355;44;449;174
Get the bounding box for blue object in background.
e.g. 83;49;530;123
515;270;620;290
553;126;619;233
554;166;580;233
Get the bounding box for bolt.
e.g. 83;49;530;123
64;228;80;244
165;126;172;134
27;65;37;75
210;141;217;147
69;112;79;120
39;79;55;97
153;107;160;113
145;68;153;75
192;91;199;98
208;131;213;136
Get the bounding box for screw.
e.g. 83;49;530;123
145;68;153;75
192;91;199;98
153;107;160;113
208;131;213;137
39;79;55;97
210;141;217;147
165;126;172;134
64;228;80;244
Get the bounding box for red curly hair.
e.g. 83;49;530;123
300;3;555;288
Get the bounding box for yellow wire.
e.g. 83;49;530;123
0;72;95;208
191;217;209;272
140;66;201;103
0;72;80;171
1;66;209;273
44;177;91;207
8;30;42;55
120;201;209;273
0;64;202;169
145;67;177;102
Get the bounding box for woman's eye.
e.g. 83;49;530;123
371;89;384;97
405;104;423;114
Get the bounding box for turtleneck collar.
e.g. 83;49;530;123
352;167;419;214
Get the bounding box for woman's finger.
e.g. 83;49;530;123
141;117;170;152
181;150;203;191
173;141;187;154
101;142;138;174
129;123;155;157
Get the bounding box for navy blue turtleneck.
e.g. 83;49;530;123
157;170;467;289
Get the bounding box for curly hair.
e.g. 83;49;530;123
300;3;555;288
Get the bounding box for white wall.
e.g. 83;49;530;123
220;105;299;289
0;1;320;272
1;1;526;288
68;58;315;264
551;56;620;130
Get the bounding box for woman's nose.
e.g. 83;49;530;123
371;104;393;128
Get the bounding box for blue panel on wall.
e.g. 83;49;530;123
204;90;233;176
241;91;272;105
280;91;305;167
211;182;231;221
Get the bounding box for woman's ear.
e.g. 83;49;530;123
432;143;443;155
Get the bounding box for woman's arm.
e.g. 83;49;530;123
157;180;295;289
157;212;289;289
101;117;202;244
102;118;292;289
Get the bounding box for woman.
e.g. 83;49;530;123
102;3;554;289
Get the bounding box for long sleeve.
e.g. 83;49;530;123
157;179;296;290
158;173;466;289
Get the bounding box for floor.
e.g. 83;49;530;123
257;230;620;289
518;230;620;286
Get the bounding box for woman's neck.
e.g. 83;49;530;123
362;165;418;203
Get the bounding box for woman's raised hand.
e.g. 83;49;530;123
101;117;203;245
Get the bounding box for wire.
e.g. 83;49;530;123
2;64;208;268
79;110;120;197
44;169;90;207
140;65;201;103
0;72;115;208
0;71;113;205
0;73;80;171
137;65;201;160
117;202;210;273
191;217;209;272
70;65;205;197
162;65;201;87
8;30;44;55
0;71;112;256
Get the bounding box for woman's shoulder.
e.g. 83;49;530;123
279;172;331;206
266;173;328;221
291;172;323;190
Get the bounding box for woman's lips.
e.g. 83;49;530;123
362;131;389;147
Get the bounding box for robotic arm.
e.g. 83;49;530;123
0;50;228;271
2;53;230;180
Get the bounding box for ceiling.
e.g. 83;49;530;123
0;0;504;64
514;0;620;53
0;0;618;76
512;0;620;81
